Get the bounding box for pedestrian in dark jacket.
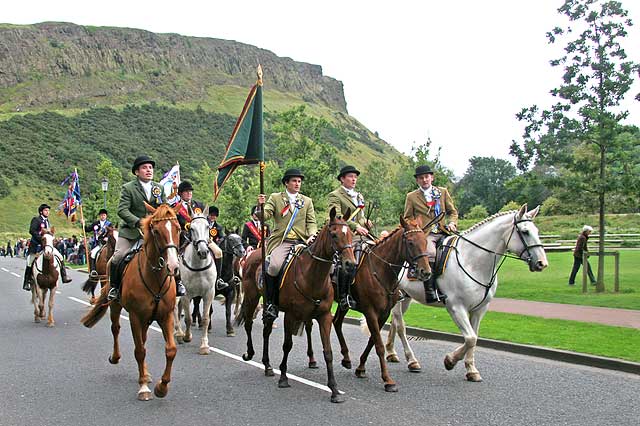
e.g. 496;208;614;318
568;225;596;285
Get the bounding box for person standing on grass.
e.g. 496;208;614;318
568;225;597;286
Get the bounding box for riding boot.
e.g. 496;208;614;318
424;261;446;303
107;260;120;301
214;257;228;290
22;265;32;291
337;269;357;310
59;260;72;283
89;256;98;277
262;273;279;321
175;270;186;297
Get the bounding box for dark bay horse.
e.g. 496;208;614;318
236;207;356;403
81;203;181;401
191;231;245;336
31;228;60;327
331;216;431;392
81;226;117;304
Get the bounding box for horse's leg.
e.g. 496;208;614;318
241;290;259;362
277;314;295;388
225;287;235;336
318;312;344;403
191;296;201;328
443;305;479;382
128;315;153;401
369;310;398;392
173;296;186;344
141;321;152;384
199;292;214;355
32;286;40;323
332;307;352;369
46;286;56;327
261;314;275;377
463;306;487;382
154;312;177;398
108;303;122;364
393;298;421;371
183;296;193;343
305;320;318;369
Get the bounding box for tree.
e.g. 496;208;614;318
510;0;639;291
456;156;516;216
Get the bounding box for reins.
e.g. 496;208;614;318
181;217;214;272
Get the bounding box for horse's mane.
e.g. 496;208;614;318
140;204;177;237
461;210;516;235
375;226;403;245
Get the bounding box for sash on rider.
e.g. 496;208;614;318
246;221;262;241
281;198;304;244
346;203;365;222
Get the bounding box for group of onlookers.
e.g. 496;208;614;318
1;236;86;265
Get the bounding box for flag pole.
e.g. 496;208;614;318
75;168;91;271
256;64;267;293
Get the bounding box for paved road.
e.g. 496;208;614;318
1;256;639;426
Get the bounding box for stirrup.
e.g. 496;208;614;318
263;304;279;321
426;289;447;304
89;270;99;278
339;295;357;310
107;287;119;301
216;278;229;290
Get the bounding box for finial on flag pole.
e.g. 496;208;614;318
257;64;263;86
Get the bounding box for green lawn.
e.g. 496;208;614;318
498;250;640;310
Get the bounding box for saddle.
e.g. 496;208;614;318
406;235;458;281
258;244;305;290
113;239;144;284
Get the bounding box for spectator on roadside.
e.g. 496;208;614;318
6;241;13;258
568;225;597;286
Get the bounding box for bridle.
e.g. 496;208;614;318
147;215;180;273
305;220;354;264
447;213;544;310
366;227;429;271
181;216;213;272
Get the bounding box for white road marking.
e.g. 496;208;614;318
67;296;336;394
11;272;21;277
1;267;9;272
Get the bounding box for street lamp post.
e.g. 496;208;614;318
101;177;109;209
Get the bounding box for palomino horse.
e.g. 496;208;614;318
191;231;245;335
236;207;356;403
31;228;60;327
174;211;217;354
331;216;431;392
81;203;181;401
81;226;117;304
385;204;548;382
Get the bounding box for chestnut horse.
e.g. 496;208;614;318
31;228;60;327
236;207;356;403
81;226;117;304
330;216;431;392
81;203;181;401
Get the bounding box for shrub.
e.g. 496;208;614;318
466;204;489;220
499;200;520;212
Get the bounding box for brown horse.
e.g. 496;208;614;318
81;203;181;401
236;207;356;403
331;216;431;392
81;226;117;304
31;228;60;327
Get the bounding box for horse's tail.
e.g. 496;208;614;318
80;286;111;328
81;277;98;295
234;299;246;327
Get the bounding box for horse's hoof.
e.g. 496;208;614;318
331;394;346;403
183;335;192;343
308;361;318;369
46;322;55;328
341;359;352;369
408;362;422;372
137;391;153;401
89;297;96;305
265;367;274;377
227;330;235;337
384;383;398;392
355;368;367;378
176;335;184;344
108;356;119;365
199;347;210;355
278;378;290;388
154;381;169;398
386;354;400;363
34;317;40;323
466;372;483;382
444;355;456;371
242;353;252;361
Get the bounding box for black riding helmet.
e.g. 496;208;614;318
38;203;51;214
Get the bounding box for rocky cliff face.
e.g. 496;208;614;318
0;22;347;112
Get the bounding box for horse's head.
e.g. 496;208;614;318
142;203;181;275
41;228;56;258
223;232;246;259
327;207;356;275
510;204;548;272
187;212;211;260
399;216;432;281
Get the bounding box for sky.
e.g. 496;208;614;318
4;0;639;177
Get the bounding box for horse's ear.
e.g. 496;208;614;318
415;216;423;229
235;227;239;235
399;215;407;228
144;201;156;214
529;205;540;219
517;203;528;220
203;205;209;216
329;207;337;221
